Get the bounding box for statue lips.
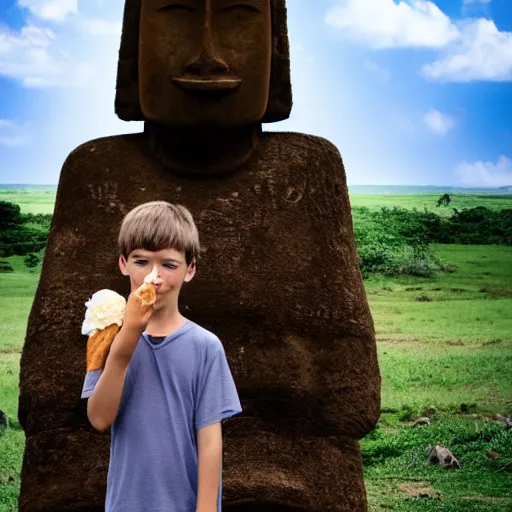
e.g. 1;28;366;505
172;76;242;93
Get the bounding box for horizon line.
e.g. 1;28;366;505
1;183;511;190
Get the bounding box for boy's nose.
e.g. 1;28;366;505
144;266;163;285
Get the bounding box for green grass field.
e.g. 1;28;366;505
2;186;511;217
0;187;56;214
1;189;511;512
350;193;512;217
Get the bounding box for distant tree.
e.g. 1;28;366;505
0;201;23;229
0;201;50;257
436;194;451;207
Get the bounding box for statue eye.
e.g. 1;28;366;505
156;1;196;12
220;2;262;13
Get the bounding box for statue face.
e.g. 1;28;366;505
139;0;272;127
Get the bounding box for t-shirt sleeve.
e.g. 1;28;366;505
81;369;102;399
194;339;243;430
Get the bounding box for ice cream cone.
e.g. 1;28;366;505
134;266;160;307
86;323;121;372
134;282;157;307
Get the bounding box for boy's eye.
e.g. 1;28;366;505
164;264;177;270
134;260;147;266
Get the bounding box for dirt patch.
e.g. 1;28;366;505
461;495;511;503
446;340;465;346
0;348;23;355
450;288;467;293
405;287;423;291
397;481;440;500
416;294;435;302
490;289;512;297
482;339;505;346
377;337;425;348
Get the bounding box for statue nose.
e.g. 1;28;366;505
184;53;229;77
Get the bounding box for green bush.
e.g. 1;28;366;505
0;241;46;258
354;207;450;278
20;212;52;227
353;205;511;278
0;206;49;257
0;260;14;273
23;253;40;269
0;201;22;230
446;207;512;245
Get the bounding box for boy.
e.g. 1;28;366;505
81;201;243;512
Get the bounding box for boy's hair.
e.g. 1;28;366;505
118;202;200;265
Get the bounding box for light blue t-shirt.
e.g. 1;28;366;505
81;320;243;512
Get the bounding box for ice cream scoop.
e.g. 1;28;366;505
82;289;126;336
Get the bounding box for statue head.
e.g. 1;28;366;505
115;0;292;127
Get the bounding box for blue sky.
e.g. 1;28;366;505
0;0;511;187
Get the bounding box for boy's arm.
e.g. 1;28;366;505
196;422;223;512
86;325;141;431
86;292;152;432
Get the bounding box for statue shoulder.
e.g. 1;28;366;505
60;133;145;177
54;133;146;213
262;131;344;167
262;132;346;183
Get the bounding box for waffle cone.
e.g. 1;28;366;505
134;282;156;307
86;323;120;372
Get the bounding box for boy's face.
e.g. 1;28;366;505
119;248;196;310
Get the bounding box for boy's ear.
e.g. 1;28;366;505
184;259;196;283
118;254;129;276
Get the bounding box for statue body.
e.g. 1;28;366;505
18;1;380;511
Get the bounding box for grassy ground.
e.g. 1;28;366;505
0;187;56;214
0;191;511;511
350;193;512;217
362;243;512;511
0;256;38;511
2;187;511;216
366;245;512;345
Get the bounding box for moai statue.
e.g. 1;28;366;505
18;1;381;511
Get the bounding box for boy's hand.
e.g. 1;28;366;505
109;290;154;362
122;289;154;335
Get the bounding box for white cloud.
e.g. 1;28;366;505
0;119;32;147
325;1;512;83
325;0;459;49
0;1;121;89
424;108;455;135
455;155;512;187
18;0;78;22
422;18;512;82
0;23;94;87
